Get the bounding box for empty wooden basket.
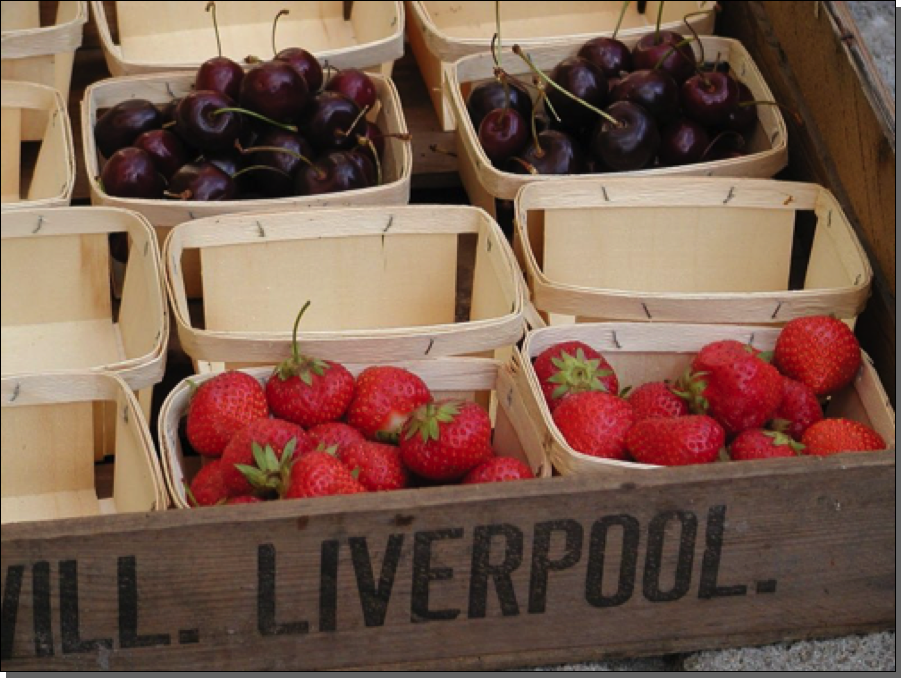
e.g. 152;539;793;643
447;37;789;219
1;371;167;524
164;205;525;368
407;0;715;130
515;178;873;326
1;1;87;139
516;322;896;476
1;80;74;209
91;1;404;77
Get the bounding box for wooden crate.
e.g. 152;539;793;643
160;357;553;508
1;80;74;209
515;177;872;326
516;321;895;476
163;205;525;368
1;371;167;525
0;1;87;139
1;206;168;396
91;1;404;77
406;0;715;131
447;37;789;219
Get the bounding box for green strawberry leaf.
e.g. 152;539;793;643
252;442;267;470
235;464;267;486
264;445;280;471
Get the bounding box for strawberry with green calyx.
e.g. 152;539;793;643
266;302;355;428
285;450;367;498
399;400;494;481
533;341;619;411
234;439;301;500
774;315;862;396
769;376;823;440
220;418;313;497
675;340;783;436
346;365;433;441
308;421;365;454
627;415;726;466
463;457;535;484
552;391;634;460
338;441;409;491
186;371;270;457
186;460;230;507
627;380;689;422
801;419;886;456
729;428;805;461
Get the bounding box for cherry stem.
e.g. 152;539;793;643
205;1;222;58
495;1;503;70
654;0;665;44
290;301;311;364
739;100;803;126
682;8;718;64
212;107;298;133
164;189;193;200
162;120;176;129
272;9;289;56
244;54;262;64
538;80;562;122
700;130;745;162
507;156;538;175
234;140;315;167
230;164;293;181
512;44;620;127
652;36;695;71
357;136;383;186
338;104;371;138
531;92;546;157
612;1;630;40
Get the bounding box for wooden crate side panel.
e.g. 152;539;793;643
117;229;164;363
0;107;22;202
468;228;520;323
111;391;163;514
26;104;68;202
0;455;894;670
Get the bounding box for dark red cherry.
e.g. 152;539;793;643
166;162;236;201
610;69;680;123
478;108;529;165
547;57;608;132
658;118;710;166
681;71;740;127
202;149;242;177
132;129;188;180
300;91;366;153
294;150;369;196
175;90;242;152
239;60;309;124
158;98;180;126
589;101;660;171
466;79;533;133
100;147;165;199
196;56;245;102
325;68;377;110
94;99;162;158
275;47;323;93
359;119;385;159
722;81;757;134
632;31;696;84
507;130;587;176
578;37;633;79
346;147;378;186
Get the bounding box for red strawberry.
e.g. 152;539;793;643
186;371;269;457
285;450;367;499
677;340;783;436
346;366;433;441
774;316;862;395
265;303;355;428
730;428;804;461
551;391;634;460
308;422;365;454
801;419;886;456
220;418;313;497
399;400;494;481
533;341;619;411
627;381;689;422
338;441;409;491
626;415;725;466
769;377;823;440
463;457;535;484
186;461;229;507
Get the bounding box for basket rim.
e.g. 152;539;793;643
0;0;87;55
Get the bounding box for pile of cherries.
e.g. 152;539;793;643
468;28;767;178
96;5;391;202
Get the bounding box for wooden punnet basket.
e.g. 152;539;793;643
1;206;168;422
91;1;404;77
164;205;525;370
160;357;552;509
1;80;74;209
516;321;896;476
406;0;715;131
1;372;167;525
0;1;87;139
447;37;788;219
515;178;873;326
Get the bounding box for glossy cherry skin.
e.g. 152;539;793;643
174;90;242;151
300;91;366;153
325;68;377;110
358;119;385;159
347;147;378;186
132;129;188;180
275;47;323;93
681;71;740;127
478;108;529;165
578;36;633;79
158;98;180;125
722;81;757;134
589;101;660;171
658;118;710;166
100;147;165;199
547;57;608;132
202;150;242;177
195;56;245;102
294;151;369;196
166;162;236;201
632;31;696;84
242;129;315;197
466;79;533;134
94;99;162;158
239;60;309;123
610;69;680;123
506;130;587;176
